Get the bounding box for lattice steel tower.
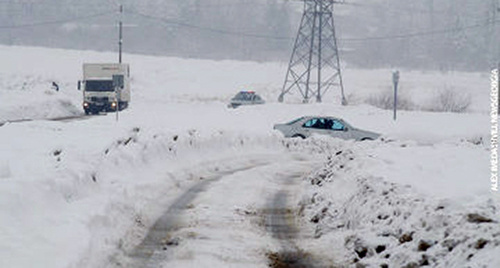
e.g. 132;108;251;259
279;0;346;104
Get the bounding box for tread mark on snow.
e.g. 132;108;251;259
125;163;271;267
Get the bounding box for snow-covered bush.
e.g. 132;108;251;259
425;88;471;113
365;89;415;111
366;86;471;114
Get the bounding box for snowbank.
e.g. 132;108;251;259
298;139;499;267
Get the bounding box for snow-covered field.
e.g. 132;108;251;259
0;45;497;267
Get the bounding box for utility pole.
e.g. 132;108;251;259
428;0;435;59
113;74;124;122
119;4;123;64
279;0;346;105
116;4;123;122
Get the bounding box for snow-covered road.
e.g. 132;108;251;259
112;153;327;267
128;162;274;267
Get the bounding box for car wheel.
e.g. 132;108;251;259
292;134;306;139
360;137;373;141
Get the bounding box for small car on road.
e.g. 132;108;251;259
228;91;265;108
274;116;380;141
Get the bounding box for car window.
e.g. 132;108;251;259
332;120;345;131
303;119;317;128
304;118;327;129
234;92;253;101
324;119;334;129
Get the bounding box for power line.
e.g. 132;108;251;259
0;10;115;29
345;1;492;21
345;1;448;15
0;3;496;43
341;18;500;42
128;9;293;41
128;8;500;43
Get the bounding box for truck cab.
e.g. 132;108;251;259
79;63;130;115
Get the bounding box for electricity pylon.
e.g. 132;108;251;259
279;0;347;105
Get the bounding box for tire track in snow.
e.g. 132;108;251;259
0;114;94;127
125;163;271;267
263;177;328;268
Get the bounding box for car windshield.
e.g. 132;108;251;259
286;117;304;125
233;92;254;101
85;80;114;92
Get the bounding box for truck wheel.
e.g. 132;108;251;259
119;102;128;111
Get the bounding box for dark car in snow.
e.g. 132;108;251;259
228;91;265;108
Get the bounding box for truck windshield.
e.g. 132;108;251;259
85;80;114;92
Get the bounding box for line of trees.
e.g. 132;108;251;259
0;0;295;61
336;0;500;71
0;0;498;71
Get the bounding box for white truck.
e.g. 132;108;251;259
78;63;130;115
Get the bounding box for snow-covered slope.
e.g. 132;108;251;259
298;138;498;267
0;45;496;267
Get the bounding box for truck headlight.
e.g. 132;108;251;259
83;102;89;107
111;102;117;108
